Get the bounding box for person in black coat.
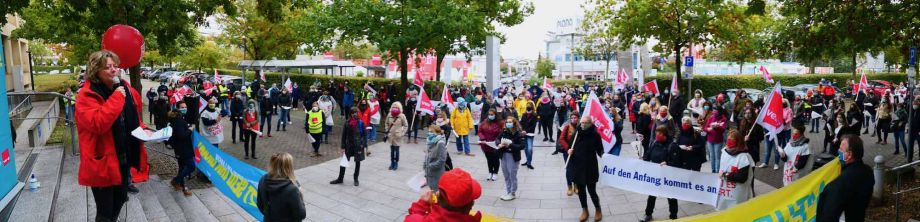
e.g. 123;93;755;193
230;92;246;143
330;107;366;186
641;126;682;221
152;94;170;130
183;93;201;131
816;135;874;222
677;117;707;172
909;99;920;162
167;101;195;196
567;117;605;221
520;106;538;169
257;153;307;222
537;97;556;142
636;105;653;152
259;94;274;137
667;90;686;120
276;90;292;131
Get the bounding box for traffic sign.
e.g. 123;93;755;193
684;67;694;79
910;47;917;66
684;56;694;67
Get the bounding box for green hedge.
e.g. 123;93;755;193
33;66;76;73
646;73;907;97
207;68;445;102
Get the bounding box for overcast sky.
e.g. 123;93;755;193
499;0;589;60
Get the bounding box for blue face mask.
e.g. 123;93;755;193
704;106;711;111
488;115;496;120
505;123;514;129
178;108;187;114
838;150;846;163
426;132;439;144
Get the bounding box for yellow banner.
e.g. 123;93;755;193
678;160;842;222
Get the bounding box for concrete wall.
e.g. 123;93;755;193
2;14;32;92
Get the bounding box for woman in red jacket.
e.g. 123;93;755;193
75;50;149;222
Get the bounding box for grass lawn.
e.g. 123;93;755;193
33;74;79;93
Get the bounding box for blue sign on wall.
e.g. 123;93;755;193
0;36;20;209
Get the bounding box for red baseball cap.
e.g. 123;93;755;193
438;168;482;207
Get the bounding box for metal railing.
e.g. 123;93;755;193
7;94;32;116
6;92;78;155
889;160;920;222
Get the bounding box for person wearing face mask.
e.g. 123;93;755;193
668;89;686;119
739;108;764;164
385;102;408;170
258;93;274;138
807;90;825;133
715;130;754;210
331;107;366;186
470;95;485;135
687;89;705;119
435;110;455;171
519;105;538;169
537;95;556;142
200;97;224;147
242;100;261;159
652;106;676;140
640;126;681;221
152;93;170;130
636;104;654;152
780;127;812;186
677;117;707;172
166;101;197;196
569;116;606;222
341;87;355;117
908;98;920;162
478;109;504;181
892;102;908;155
703;106;728;173
306;102;325;157
557;113;580;195
648;97;660;115
423;125;448;191
276;89;292;131
230;92;246;144
317;92;337;144
816;135;873;222
497;117;525;201
183;87;202;131
451;98;475;156
732;90;751;120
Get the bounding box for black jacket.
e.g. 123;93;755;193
341;119;366;160
497;130;525;162
231;97;245;118
257;177;306;222
261;98;274;116
167;115;194;160
520;112;538;134
675;128;706;169
816;161;874;222
643;138;682;168
537;102;556;119
152;100;170;128
278;93;291;107
567;126;604;184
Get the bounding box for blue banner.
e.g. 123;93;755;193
192;132;265;221
0;39;19;209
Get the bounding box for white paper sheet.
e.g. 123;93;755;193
406;172;427;192
131;126;172;142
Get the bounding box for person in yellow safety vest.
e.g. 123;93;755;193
513;95;535;119
244;86;252;98
218;84;230;110
306;102;325;157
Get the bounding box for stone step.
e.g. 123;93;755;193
166;182;220;222
136;182;169;222
196;187;256;222
122;191;149;222
51;154;88;222
10;146;63;222
148;175;188;222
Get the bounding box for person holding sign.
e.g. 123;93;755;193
716;129;754;210
241;100;260;159
497;117;525;201
477;109;504;181
558;113;580;196
641;126;682;221
570;116;605;222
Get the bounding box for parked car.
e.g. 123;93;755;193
762;87;799;103
706;88;763;104
156;71;178;82
793;84;819;93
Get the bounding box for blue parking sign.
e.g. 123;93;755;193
910;47;916;66
684;56;694;67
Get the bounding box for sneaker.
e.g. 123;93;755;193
500;194;513;201
756;163;767;168
773;165;779;170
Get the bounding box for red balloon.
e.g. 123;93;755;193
101;24;145;69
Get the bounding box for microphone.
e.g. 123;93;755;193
112;76;122;88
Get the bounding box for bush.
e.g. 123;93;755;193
34;74;80;93
33;65;76;73
208;68;445;102
647;73;907;97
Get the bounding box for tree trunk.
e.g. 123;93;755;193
435;52;446;81
674;43;682;82
739;62;744;75
399;49;410;92
604;56;611;82
129;65;142;93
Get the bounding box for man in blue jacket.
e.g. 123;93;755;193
342;87;355;117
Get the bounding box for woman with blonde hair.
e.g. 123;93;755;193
257;152;306;221
636;103;653;152
75;50;150;221
386;101;408;170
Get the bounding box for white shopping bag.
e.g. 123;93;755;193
811;111;822;119
406;172;427;192
339;154;350;168
307;134;316;143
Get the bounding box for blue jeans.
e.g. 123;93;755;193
323;125;332;142
455;135;470;154
524;136;534;165
778;130;791;147
259;114;273;135
220;98;229;110
368;124;378;141
707;142;723;173
172;157;196;187
763;137;781;166
895;130;907;153
277;108;290;129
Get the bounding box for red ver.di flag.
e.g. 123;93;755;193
755;82;786;136
413;70;425;87
759;66;774;84
643;81;660;96
581;91;617;153
440;84;455;111
415;88;434;115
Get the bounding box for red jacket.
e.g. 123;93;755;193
75;82;149;187
404;200;482;222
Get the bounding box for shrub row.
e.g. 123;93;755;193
646;73;908;97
